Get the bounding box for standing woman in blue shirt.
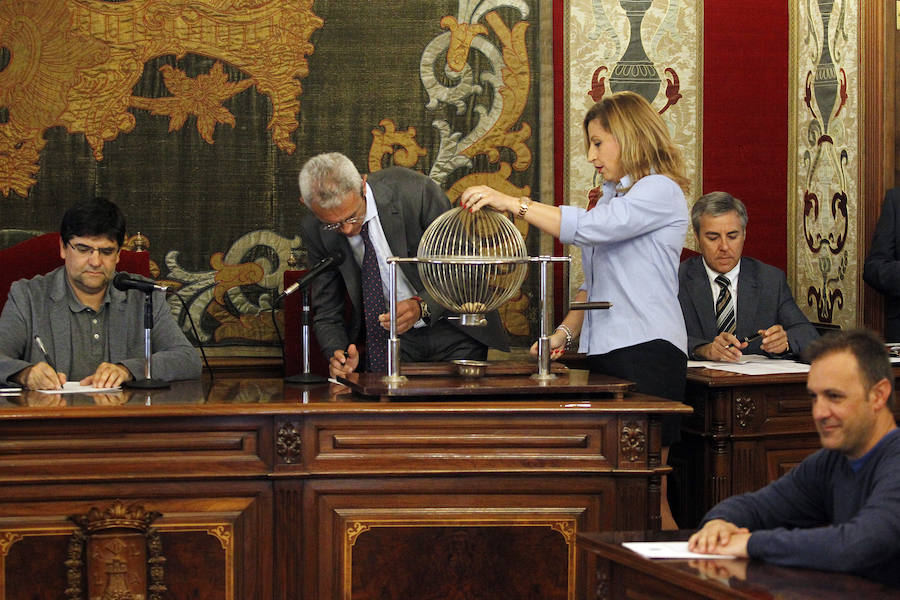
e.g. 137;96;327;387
461;91;690;528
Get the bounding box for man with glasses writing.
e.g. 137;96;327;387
297;152;508;376
0;197;200;389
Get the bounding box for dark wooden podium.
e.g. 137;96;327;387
0;366;690;599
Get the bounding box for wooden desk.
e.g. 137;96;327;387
577;530;898;599
0;370;690;600
671;366;900;528
670;367;814;527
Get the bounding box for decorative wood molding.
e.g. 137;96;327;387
276;421;302;464
734;396;757;429
346;522;370;546
0;532;23;557
206;525;232;550
619;420;646;463
550;520;576;545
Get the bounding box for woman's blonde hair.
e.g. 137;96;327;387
582;91;689;194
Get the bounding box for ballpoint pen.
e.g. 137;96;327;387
724;333;762;350
33;336;57;371
33;335;62;388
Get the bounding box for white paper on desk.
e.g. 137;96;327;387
35;381;121;394
622;541;735;560
689;356;810;375
688;354;773;368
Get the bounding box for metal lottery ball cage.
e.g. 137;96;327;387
384;205;570;384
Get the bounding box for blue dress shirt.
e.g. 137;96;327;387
558;174;688;355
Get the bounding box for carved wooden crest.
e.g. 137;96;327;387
66;500;166;600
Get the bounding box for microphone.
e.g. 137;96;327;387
112;272;170;294
277;249;345;302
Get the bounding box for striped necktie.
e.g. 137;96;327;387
715;274;735;334
360;222;388;373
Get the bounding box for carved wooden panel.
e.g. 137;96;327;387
295;413;618;474
766;448;813;481
1;530;70;599
0;482;270;599
756;383;816;435
305;476;615;600
349;525;569;600
0;416;270;482
68;501;165;600
618;419;647;465
0;521;231;600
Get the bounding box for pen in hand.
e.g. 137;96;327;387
33;335;62;389
724;333;763;350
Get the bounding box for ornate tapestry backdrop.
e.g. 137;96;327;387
563;0;701;301
1;0;849;357
0;0;545;356
790;0;858;329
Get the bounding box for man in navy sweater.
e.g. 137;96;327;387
688;328;900;586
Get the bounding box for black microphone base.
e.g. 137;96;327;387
284;373;328;385
124;378;171;390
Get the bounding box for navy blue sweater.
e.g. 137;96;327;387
701;428;900;586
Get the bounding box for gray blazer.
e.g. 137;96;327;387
299;167;509;360
678;256;818;359
0;266;201;384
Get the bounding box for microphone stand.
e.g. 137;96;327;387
123;291;170;389
284;286;327;385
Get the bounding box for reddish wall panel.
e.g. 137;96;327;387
703;1;789;271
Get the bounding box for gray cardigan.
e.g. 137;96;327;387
0;266;201;384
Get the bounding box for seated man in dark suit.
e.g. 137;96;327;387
688;329;900;588
863;187;900;341
678;191;818;362
297;152;509;377
0;197;200;389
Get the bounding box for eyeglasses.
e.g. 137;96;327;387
67;241;120;257
319;182;367;231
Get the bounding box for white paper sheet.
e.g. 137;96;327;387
35;381;122;394
622;541;735;560
688;356;810;375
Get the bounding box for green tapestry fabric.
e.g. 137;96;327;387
0;1;545;355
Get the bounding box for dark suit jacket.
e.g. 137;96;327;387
298;167;509;362
678;256;818;359
864;188;900;341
